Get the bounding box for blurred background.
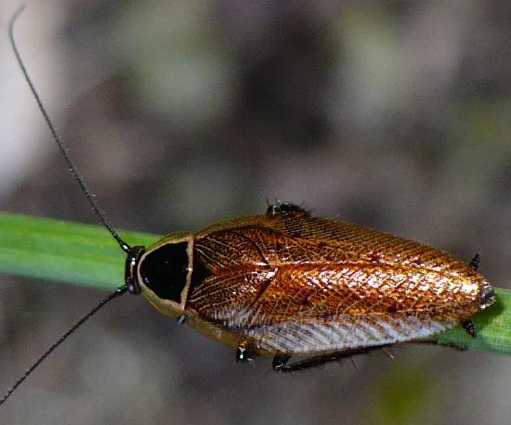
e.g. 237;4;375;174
1;1;511;424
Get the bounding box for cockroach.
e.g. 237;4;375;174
1;5;497;407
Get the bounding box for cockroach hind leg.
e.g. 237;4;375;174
462;320;477;338
271;346;388;373
236;341;254;363
272;354;292;371
469;253;481;271
272;352;347;373
412;340;468;351
381;346;395;360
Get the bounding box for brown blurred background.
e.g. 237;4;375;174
1;1;511;424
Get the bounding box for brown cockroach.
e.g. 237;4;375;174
134;200;495;371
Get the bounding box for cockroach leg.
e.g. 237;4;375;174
271;354;292;371
235;341;254;363
381;346;395;359
412;340;468;351
462;320;477;338
266;202;308;217
348;357;359;371
469;253;481;271
272;346;389;373
176;315;187;325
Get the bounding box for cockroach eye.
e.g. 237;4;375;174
125;246;145;295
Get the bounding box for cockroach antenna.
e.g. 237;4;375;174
1;5;133;408
8;4;131;254
0;286;128;408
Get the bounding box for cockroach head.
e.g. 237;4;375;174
125;246;146;295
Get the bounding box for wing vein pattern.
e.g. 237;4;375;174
189;212;486;354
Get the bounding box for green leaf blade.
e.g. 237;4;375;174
1;212;510;355
437;288;511;354
0;212;158;290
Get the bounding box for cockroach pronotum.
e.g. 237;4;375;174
1;5;497;407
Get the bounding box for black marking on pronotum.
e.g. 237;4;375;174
139;242;189;302
1;5;144;408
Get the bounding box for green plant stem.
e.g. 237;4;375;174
0;212;158;290
0;212;509;354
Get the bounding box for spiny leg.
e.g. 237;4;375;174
462;253;481;338
236;341;255;363
272;346;391;373
469;253;480;271
381;346;395;359
266;201;308;217
461;320;477;338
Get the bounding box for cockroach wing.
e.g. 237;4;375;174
196;211;479;274
263;212;479;275
244;315;454;355
189;263;459;354
189;212;489;355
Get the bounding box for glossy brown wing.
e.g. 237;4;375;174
189;212;490;354
198;211;484;276
189;263;463;354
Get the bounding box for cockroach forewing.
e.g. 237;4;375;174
187;210;492;356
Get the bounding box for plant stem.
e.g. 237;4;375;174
0;212;509;354
0;212;158;290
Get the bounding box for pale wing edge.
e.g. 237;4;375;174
245;315;456;355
